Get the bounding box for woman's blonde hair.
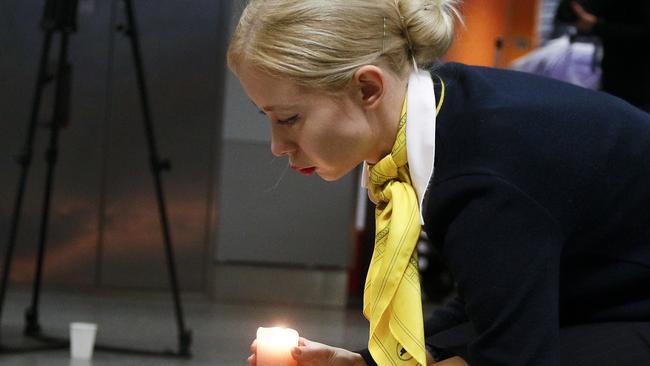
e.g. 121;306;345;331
228;0;462;93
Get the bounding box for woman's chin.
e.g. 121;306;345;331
316;172;337;182
316;168;348;182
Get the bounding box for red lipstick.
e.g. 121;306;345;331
291;165;316;176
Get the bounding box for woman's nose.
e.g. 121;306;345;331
270;129;295;157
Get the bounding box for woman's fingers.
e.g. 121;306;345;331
291;345;303;360
249;339;258;366
293;337;316;360
292;339;335;365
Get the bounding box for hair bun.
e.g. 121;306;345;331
398;0;462;65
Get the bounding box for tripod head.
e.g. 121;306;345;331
41;0;79;33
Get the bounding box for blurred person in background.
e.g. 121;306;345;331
557;0;650;112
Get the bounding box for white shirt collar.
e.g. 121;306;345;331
361;69;438;224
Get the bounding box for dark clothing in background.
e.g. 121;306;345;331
557;0;650;110
424;63;650;365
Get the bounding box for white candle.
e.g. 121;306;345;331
256;327;299;366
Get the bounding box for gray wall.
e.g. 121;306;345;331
0;0;230;291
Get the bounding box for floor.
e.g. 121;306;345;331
0;288;433;365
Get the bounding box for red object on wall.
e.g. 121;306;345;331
445;0;540;68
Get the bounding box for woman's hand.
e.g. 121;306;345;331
247;337;366;366
247;337;470;366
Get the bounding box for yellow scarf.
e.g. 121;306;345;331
364;82;444;366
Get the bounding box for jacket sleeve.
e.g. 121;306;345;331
426;173;566;365
424;295;468;337
423;296;470;361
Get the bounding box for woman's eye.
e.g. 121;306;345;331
277;115;300;125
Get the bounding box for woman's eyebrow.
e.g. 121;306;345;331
248;99;297;113
262;105;297;112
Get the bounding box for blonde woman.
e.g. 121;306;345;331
228;0;650;365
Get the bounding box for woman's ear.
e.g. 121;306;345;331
353;65;386;110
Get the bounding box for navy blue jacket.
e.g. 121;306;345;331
421;63;650;365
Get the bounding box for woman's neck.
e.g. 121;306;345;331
367;75;409;164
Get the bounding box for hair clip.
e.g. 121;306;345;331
382;17;387;54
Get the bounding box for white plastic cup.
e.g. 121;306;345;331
70;322;98;360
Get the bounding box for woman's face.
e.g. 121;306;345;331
237;64;381;181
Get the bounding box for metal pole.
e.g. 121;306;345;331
0;30;54;337
121;0;191;356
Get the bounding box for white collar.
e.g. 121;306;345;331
361;69;437;224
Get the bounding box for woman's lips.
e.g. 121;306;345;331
291;165;316;176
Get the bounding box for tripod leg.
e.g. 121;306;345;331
120;0;191;356
25;32;73;336
0;30;55;335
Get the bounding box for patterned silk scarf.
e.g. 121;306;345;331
364;81;445;366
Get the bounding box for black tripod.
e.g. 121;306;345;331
0;0;191;357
